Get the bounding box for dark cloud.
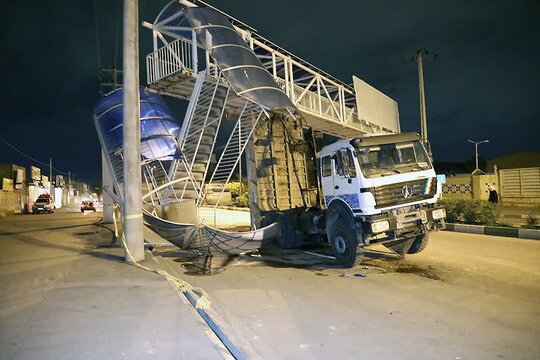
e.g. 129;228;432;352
1;0;539;183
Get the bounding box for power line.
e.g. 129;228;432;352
0;136;68;176
93;0;101;72
113;0;121;69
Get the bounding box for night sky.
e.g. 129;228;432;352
1;0;539;183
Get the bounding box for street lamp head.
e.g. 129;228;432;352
468;139;490;145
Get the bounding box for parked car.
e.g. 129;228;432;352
32;195;55;214
81;201;96;212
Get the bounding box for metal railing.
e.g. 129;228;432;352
146;36;363;130
146;38;193;84
205;102;266;207
278;78;358;125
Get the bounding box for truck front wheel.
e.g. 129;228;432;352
407;233;429;254
330;218;361;267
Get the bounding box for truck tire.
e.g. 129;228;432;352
407;233;429;254
329;218;361;267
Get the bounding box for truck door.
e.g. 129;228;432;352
332;149;360;210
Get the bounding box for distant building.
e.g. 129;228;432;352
487;152;540;171
0;163;27;215
0;163;26;188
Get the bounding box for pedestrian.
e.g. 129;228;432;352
488;185;498;203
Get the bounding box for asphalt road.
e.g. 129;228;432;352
0;209;227;360
157;228;540;360
1;210;539;359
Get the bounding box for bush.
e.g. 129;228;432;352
476;202;497;226
440;199;458;223
524;214;538;229
235;193;249;207
439;199;497;225
225;181;249;207
225;181;248;198
225;181;242;197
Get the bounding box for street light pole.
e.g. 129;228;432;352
468;139;490;175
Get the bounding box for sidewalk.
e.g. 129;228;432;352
0;212;226;359
496;204;540;227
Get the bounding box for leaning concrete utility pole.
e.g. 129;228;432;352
414;49;429;148
122;0;144;262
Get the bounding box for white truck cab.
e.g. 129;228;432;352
318;132;446;266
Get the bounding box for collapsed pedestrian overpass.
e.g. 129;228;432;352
95;0;401;255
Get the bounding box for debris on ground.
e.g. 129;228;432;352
339;273;367;278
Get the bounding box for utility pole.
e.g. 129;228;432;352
468;139;489;175
412;49;435;155
123;0;144;262
68;171;71;206
49;158;53;195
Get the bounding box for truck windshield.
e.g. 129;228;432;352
355;140;431;178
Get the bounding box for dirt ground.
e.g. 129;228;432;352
157;231;540;360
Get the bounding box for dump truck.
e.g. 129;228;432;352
261;131;446;267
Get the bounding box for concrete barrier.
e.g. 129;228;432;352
519;228;540;240
445;223;539;240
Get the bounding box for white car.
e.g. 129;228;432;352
32;196;55;213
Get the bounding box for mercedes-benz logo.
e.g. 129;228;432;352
402;185;413;198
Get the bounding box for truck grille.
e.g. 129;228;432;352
372;178;437;209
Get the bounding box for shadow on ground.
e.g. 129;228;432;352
156;242;445;281
1;220;124;264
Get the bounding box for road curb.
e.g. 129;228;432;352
445;223;540;240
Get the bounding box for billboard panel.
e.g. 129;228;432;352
15;168;24;189
2;178;14;191
31;166;41;181
56;175;65;188
353;76;400;133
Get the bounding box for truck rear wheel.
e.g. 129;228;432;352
330;218;361;267
407;233;429;254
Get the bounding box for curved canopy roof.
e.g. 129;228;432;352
94;87;182;161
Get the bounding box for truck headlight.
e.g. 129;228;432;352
371;220;390;233
432;208;446;220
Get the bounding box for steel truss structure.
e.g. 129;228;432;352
95;1;402;255
144;0;397;138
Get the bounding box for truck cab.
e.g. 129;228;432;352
319;132;446;266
